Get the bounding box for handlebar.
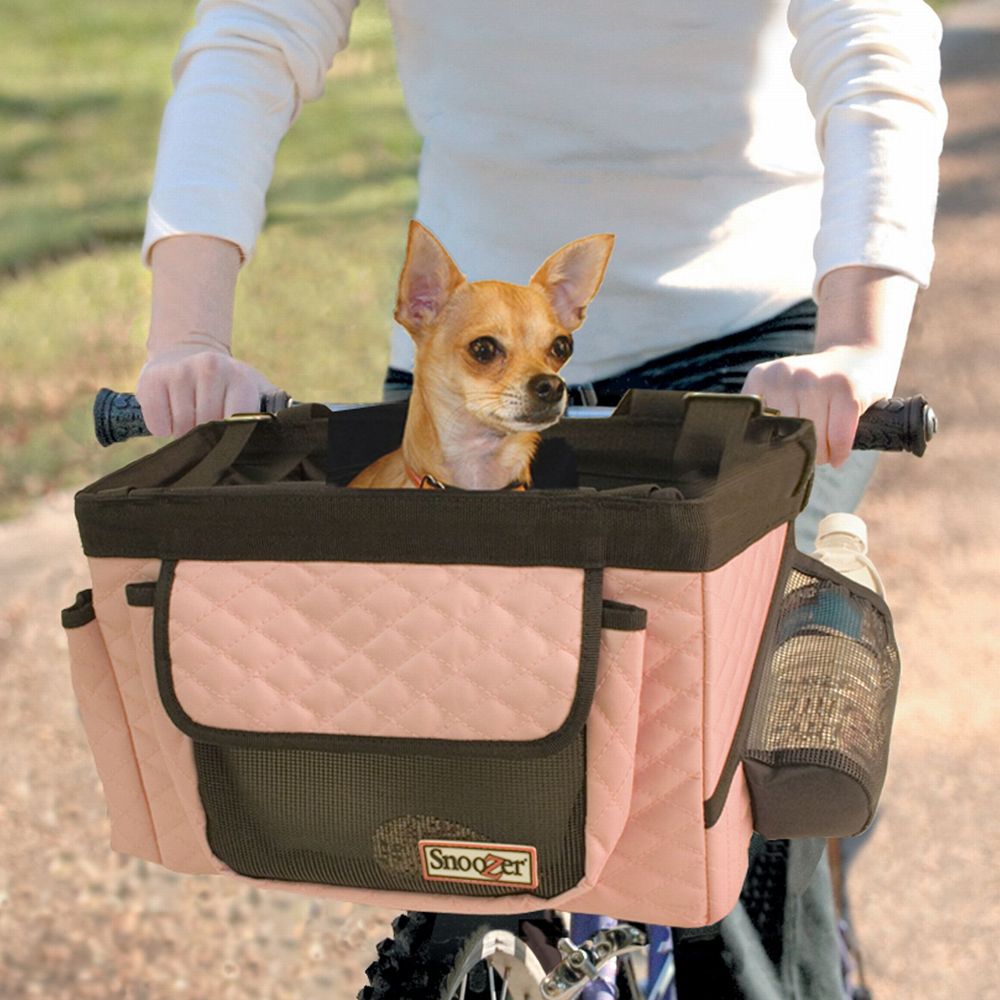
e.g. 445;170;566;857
92;387;938;456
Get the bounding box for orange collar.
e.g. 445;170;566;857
405;466;527;492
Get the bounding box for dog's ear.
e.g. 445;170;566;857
395;220;466;338
530;234;614;333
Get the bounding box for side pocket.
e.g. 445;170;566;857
582;600;647;885
742;554;901;838
61;590;160;861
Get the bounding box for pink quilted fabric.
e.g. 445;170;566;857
66;526;788;926
166;562;586;741
88;557;217;875
64;611;156;859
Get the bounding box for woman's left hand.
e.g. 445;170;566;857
742;266;919;467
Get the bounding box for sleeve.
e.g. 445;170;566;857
141;0;359;268
787;0;948;293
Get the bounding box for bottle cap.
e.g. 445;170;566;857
816;512;868;552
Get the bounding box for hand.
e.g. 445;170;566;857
136;341;278;437
140;235;273;437
742;266;918;467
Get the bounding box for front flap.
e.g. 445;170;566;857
151;559;603;757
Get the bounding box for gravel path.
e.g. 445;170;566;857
2;4;998;997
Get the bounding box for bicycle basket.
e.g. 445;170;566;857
61;389;889;927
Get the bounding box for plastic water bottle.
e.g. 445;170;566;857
811;513;886;599
753;512;890;797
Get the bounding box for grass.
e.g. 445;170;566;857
0;0;420;519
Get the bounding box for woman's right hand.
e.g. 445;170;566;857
136;342;278;437
141;235;272;437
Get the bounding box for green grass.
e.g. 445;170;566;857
0;0;420;518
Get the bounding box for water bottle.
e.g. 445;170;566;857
754;512;889;779
811;513;886;599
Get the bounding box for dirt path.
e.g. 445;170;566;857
2;4;998;998
844;3;1000;996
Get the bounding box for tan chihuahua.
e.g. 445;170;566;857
349;221;614;490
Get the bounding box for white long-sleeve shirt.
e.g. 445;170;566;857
143;0;947;383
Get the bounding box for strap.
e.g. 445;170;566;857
173;404;330;489
173;419;263;489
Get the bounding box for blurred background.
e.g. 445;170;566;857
1;0;998;998
1;0;419;520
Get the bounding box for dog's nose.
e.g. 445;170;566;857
528;374;565;403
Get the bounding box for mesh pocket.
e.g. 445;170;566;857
194;739;585;897
743;554;900;838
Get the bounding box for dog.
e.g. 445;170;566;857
349;221;614;490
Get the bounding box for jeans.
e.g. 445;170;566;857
382;299;877;998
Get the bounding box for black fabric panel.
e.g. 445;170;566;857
742;759;872;839
192;735;586;898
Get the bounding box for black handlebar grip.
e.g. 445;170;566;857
93;388;291;446
94;388;149;447
853;395;937;456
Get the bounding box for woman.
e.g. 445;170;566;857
135;2;947;995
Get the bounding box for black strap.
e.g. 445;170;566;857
174;404;331;489
173;419;263;488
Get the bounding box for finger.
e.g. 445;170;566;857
827;389;863;468
168;379;197;437
222;371;263;418
137;379;172;438
796;391;831;465
743;361;799;416
194;367;229;426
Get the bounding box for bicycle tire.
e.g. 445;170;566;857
358;911;569;1000
358;912;443;1000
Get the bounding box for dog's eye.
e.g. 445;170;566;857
551;336;573;361
468;337;502;364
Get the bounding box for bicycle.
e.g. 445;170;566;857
90;388;935;1000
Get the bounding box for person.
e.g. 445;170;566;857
135;1;947;996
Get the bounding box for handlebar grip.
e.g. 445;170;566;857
93;388;291;447
853;395;937;457
93;388;149;447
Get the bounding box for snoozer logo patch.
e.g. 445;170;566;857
419;840;538;889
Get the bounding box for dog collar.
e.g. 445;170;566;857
405;466;527;492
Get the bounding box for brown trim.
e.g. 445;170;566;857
600;600;647;631
74;393;816;574
75;475;806;573
153;560;605;760
703;523;797;828
125;582;156;607
742;756;874;839
61;589;95;629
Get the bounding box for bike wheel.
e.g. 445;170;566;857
358;912;564;1000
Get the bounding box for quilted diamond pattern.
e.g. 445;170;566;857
89;557;217;875
70;526;787;928
64;612;156;859
166;562;587;741
584;626;645;878
703;526;787;793
125;602;218;874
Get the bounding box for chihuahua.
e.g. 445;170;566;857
349;221;614;490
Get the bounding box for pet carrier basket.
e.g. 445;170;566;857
61;390;899;927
